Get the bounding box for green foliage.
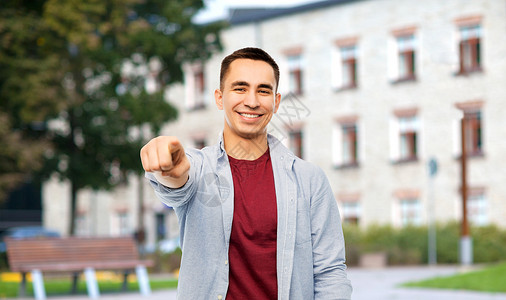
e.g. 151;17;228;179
343;222;506;266
0;0;223;231
472;225;506;263
403;261;506;293
149;248;182;274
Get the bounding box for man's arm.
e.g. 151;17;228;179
311;172;353;299
140;136;190;188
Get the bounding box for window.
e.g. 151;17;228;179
287;55;303;95
455;101;484;157
75;212;88;236
400;198;422;226
397;34;416;81
156;213;166;241
194;69;205;94
332;37;359;90
339;193;361;225
342;201;361;225
111;211;130;236
390;27;416;82
458;24;481;74
340;46;358;88
394;189;421;227
391;109;419;163
334;118;359;168
192;69;205;109
468;189;487;226
342;124;358;165
399;116;418;161
184;63;206;110
289;129;303;158
463;110;482;156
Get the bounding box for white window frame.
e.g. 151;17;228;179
458;24;481;73
388;32;417;82
468;191;488;226
288;128;304;159
390;114;421;162
342;201;361;225
287;54;304;95
331;45;358;89
399;198;422;227
333;120;359;167
184;62;207;110
396;34;416;80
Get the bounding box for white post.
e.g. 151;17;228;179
136;265;151;296
31;269;46;300
427;158;438;265
460;236;473;266
84;267;100;299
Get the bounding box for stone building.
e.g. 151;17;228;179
43;0;506;250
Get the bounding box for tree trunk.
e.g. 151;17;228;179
70;182;77;235
136;174;146;257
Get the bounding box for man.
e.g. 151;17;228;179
140;47;352;299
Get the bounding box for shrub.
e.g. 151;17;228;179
343;222;506;266
148;248;182;274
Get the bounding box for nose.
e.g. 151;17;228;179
243;91;260;109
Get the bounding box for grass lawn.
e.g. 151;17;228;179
403;262;506;293
0;275;178;298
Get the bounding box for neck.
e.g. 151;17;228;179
223;129;268;160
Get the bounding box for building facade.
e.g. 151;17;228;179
43;0;506;250
169;0;506;229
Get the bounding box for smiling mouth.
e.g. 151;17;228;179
238;112;262;119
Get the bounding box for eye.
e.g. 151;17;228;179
234;87;246;92
259;89;271;94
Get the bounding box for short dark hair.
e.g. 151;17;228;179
219;47;280;91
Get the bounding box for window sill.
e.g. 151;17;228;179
455;68;483;76
187;103;207;112
335;84;358;92
391;76;417;84
455;152;485;160
334;162;360;170
391;157;419;165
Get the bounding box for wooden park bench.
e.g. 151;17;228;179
5;236;154;300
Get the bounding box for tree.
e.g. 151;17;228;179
0;0;223;234
0;0;63;205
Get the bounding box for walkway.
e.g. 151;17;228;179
12;265;506;300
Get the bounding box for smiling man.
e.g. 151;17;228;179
140;47;352;299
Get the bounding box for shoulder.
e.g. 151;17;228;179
293;156;324;177
269;140;328;185
292;156;330;195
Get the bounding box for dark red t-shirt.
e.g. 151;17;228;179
226;150;278;299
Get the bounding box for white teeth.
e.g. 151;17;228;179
240;113;260;118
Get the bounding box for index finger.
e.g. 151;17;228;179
169;138;184;154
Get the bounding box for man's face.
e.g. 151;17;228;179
215;59;281;140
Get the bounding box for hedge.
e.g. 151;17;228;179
343;222;506;266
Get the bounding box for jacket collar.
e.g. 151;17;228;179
216;132;295;163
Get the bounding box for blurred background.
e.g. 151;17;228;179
1;0;506;278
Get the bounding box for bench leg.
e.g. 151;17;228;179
121;272;129;292
84;267;100;299
31;269;47;300
135;265;151;296
19;272;27;297
71;272;80;294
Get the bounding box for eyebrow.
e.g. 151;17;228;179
230;81;274;91
230;81;249;88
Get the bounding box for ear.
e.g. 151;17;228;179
273;93;281;113
215;89;223;110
